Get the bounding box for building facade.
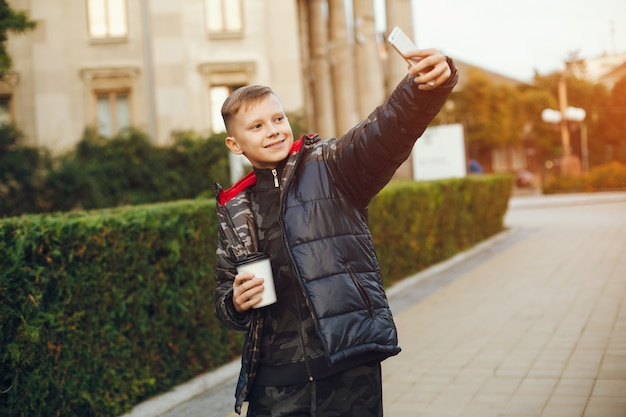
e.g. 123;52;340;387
5;0;414;156
5;0;305;152
567;52;626;90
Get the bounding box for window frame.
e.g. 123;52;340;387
198;61;256;133
209;84;245;133
92;88;133;137
86;0;129;42
80;67;139;138
204;0;244;38
0;94;13;125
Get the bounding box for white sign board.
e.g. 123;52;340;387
412;123;466;181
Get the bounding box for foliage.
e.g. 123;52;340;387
0;1;37;75
514;85;559;155
0;127;231;217
168;129;231;193
532;72;613;166
369;174;513;286
0;124;50;217
449;67;625;173
454;69;500;149
0;200;243;417
543;161;626;194
53;128;231;210
0;106;308;218
598;75;626;163
451;69;555;166
286;112;309;139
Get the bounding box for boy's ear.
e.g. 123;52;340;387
225;136;243;155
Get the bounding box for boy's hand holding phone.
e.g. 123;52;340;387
404;49;451;89
387;26;451;89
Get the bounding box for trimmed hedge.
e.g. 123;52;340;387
0;174;512;417
370;175;512;286
543;161;626;194
0;200;242;417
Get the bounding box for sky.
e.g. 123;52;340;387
374;0;626;82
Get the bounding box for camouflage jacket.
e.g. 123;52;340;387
214;65;458;414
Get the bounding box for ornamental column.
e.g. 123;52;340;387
329;0;359;134
308;0;335;138
353;0;385;118
384;0;414;92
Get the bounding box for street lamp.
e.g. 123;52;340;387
541;106;589;173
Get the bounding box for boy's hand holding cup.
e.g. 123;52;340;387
233;253;277;312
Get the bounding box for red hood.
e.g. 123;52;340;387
218;136;305;205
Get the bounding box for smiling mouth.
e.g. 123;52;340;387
264;140;284;149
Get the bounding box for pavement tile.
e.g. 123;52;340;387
504;394;549;414
546;394;588;406
590;379;626;399
540;404;586;417
583;403;626;417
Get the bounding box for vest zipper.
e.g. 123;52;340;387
289;276;315;382
275;157;314;381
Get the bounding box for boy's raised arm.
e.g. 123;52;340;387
324;49;458;207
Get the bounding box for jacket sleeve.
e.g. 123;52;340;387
324;58;458;207
214;230;253;332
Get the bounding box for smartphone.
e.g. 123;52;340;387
387;26;435;85
387;26;418;63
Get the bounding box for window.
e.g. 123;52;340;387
210;84;247;133
205;0;243;35
0;96;11;125
210;86;232;133
198;62;255;133
80;67;138;138
87;0;128;39
94;90;131;137
210;84;249;182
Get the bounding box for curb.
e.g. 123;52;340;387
508;191;626;210
119;360;240;417
386;227;514;300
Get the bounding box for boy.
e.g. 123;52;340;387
214;49;457;416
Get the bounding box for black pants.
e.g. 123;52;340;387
246;361;383;417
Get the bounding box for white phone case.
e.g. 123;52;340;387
387;26;418;61
388;26;435;86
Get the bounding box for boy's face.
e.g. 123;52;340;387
225;94;294;169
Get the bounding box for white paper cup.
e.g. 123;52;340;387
236;254;277;308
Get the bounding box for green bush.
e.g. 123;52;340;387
46;129;231;211
370;175;512;286
0;200;242;417
543;161;626;194
0;174;511;416
1;128;231;218
0;124;51;217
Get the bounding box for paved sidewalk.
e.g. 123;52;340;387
126;192;626;417
382;193;626;416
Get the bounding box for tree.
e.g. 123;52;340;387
0;124;50;217
0;1;36;76
533;71;616;167
600;75;626;163
451;68;528;165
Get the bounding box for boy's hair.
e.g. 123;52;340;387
221;85;275;134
